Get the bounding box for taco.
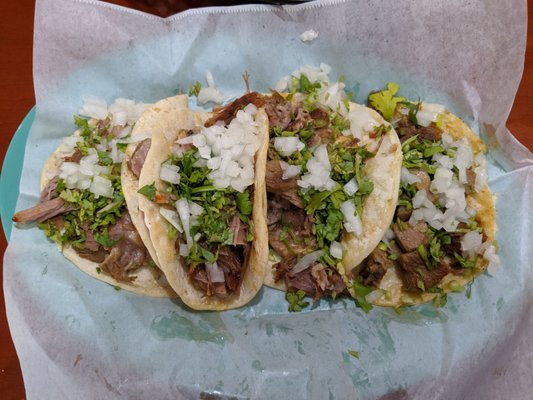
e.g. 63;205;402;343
259;68;403;307
12;98;175;297
136;93;269;310
352;83;500;308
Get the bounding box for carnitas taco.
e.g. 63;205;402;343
350;83;500;308
12;98;175;297
260;66;403;308
136;93;269;310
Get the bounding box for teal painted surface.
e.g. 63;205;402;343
0;107;35;240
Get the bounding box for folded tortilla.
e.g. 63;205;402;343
137;96;269;310
366;108;496;307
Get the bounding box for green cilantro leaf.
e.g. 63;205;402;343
188;81;202;97
235;191;252;217
368;82;406;121
138;183;156;201
348;350;360;359
97;151;113;166
95;231;118;247
286;290;310;312
353;279;373;313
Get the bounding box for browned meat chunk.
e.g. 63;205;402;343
286;269;318;298
267;194;291;225
286;106;311;131
100;239;147;283
188;245;246;297
395;206;412;221
217;245;246;293
266;160;300;192
128;138;151;179
392;221;429;252
265;160;303;208
397;251;451;292
12;197;70;223
418;124;442;141
396;117;418;142
40;176;59;202
360;248;392;287
466;168;477;193
189;265;228;296
268;220;316;260
76;247;108;263
63;149;82;163
310;263;346;294
229;214;247;245
204;92;265;127
263;91;292;130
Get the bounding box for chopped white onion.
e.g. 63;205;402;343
274;137;305;157
340;200;363;235
206;262;225;283
159;164;180;184
197;71;225;105
299;29;319;42
175;198;192;247
330;241;343;259
279;161;302;180
159;207;183;233
343;177;359;196
179;243;189;257
298;144;336;192
401;167;421;185
291;250;325;274
365;289;385;303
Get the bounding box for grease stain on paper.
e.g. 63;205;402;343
150;311;234;344
252;360;265;371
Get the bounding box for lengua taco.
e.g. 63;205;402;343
351;83;500;308
12;98;176;297
260;65;403;308
136;93;269;310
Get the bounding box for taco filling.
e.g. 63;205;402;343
13;99;162;285
138;100;265;298
353;83;500;307
262;66;402;305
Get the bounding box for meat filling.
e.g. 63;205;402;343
128;138;151;179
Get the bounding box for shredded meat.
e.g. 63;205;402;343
267;194;290;225
100;240;147;283
268;218;316;260
204;92;265;127
392;221;429;253
189;245;247;297
263;91;292;130
396;117;443;143
397;251;451;292
395;206;412;222
12;197;70;223
229;214;247;245
128;138;151;179
63;149;82;163
360;249;392;287
265;160;303;208
40;176;59;202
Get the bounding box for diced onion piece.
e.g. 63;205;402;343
90;176;114;198
79;96;108;120
274;137;305;157
401;167;421;185
179;243;189;257
159;207;183;233
197;71;225;105
461;231;483;253
484;244;500;276
341;200;363;235
300;29;319;42
298;144;336;192
206;262;225;283
330;241;343;259
159;164;180;184
417;103;446;127
279;161;302;180
291;250;325;275
175;198;192;247
365;289;385;303
343;177;359;196
189;201;204;216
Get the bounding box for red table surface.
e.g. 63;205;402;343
1;1;532;398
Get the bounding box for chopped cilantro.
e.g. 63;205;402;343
348;350;360;359
138;183;156;201
368;82;406;121
235;191;252;217
97;150;113;166
95;231;118;247
353;279;373;313
188;81;202;97
113;285;122;291
399;100;421;126
286;289;310;312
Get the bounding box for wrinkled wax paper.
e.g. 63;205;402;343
4;0;533;398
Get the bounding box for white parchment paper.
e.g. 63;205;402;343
4;0;533;398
